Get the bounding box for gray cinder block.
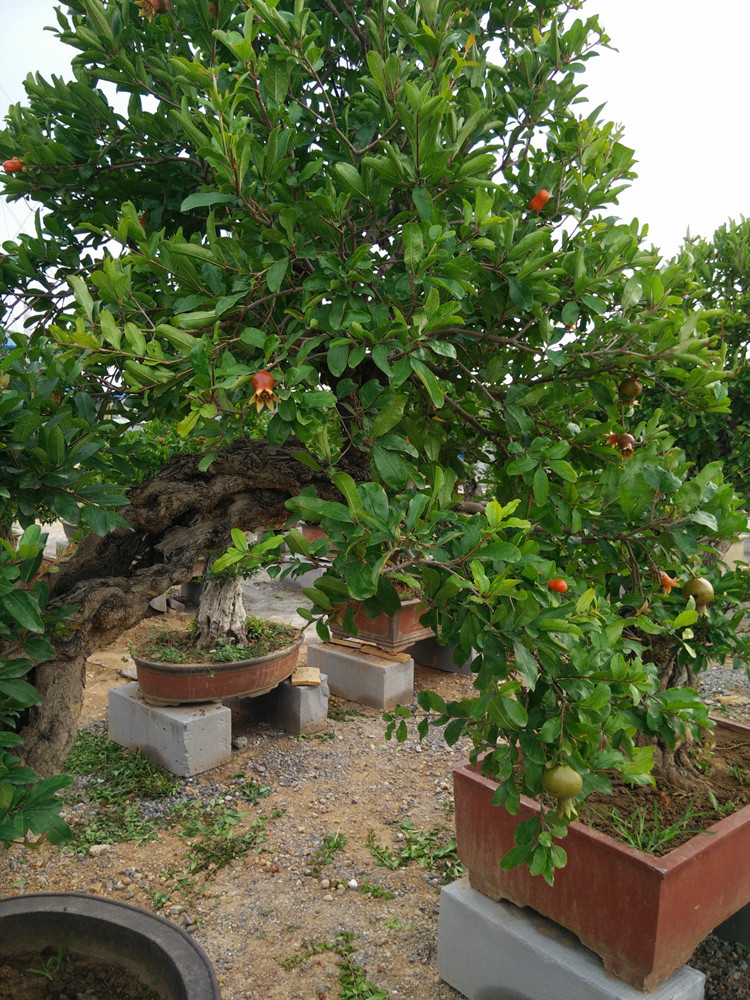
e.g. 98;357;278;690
108;683;231;777
437;877;705;1000
307;643;413;710
230;674;331;736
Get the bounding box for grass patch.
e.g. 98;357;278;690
131;617;298;664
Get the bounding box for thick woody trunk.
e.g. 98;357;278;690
19;437;346;777
195;557;248;650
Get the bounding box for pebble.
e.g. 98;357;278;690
88;844;111;857
348;879;358;889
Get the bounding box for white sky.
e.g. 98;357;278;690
1;0;749;255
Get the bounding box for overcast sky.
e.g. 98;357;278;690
1;1;749;255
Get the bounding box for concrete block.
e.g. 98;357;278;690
715;900;750;949
437;877;705;1000
230;674;331;736
408;635;475;674
108;682;232;777
307;643;413;711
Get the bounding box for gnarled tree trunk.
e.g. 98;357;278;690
195;556;248;650
19;437;346;777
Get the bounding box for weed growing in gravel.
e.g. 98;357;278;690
357;880;395;900
328;705;368;722
366;820;464;884
64;730;180;801
173;798;267;876
60;730;181;851
278;933;387;999
311;831;348;874
232;774;272;804
68;804;162;851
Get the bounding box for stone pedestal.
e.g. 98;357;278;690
108;683;231;777
307;642;413;710
437;877;705;1000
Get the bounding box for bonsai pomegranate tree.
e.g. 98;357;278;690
1;0;748;879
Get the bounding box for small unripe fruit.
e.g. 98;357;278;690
618;376;643;401
682;577;714;615
542;764;583;819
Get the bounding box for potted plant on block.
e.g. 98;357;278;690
3;4;750;995
131;527;303;705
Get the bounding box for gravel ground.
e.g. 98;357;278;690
1;573;749;999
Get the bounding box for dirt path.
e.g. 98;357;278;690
3;572;749;1000
1;581;475;1000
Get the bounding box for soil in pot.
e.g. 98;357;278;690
0;949;167;1000
131;616;299;665
577;722;750;851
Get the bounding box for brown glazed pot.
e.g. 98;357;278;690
452;718;750;991
329;598;432;653
133;633;302;706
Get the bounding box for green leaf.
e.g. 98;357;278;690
532;466;549;506
1;591;44;634
410;359;444;408
330;471;366;523
507;277;533;310
373;445;409;489
371;395;407;438
402;223;424;268
266;258;288;293
621;276;642;312
180;192;240;212
673;609;699;630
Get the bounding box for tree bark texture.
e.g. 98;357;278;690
20;437;343;777
195;557;248;650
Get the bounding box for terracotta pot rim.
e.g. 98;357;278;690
132;632;303;676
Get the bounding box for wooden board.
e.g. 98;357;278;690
290;665;321;687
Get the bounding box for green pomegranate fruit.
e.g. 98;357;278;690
682;577;714;616
618;376;643;400
542;764;583;819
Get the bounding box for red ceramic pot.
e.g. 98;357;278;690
329;598;432;653
133;633;302;705
452;718;750;991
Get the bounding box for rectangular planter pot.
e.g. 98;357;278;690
329;598;432;653
453;718;750;991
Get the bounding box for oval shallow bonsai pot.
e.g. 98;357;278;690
452;717;750;991
133;633;303;705
0;892;221;999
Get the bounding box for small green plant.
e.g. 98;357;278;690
311;830;348;875
277;932;387;999
729;764;746;785
175;798;267;877
585;798;714;854
64;731;180;801
366;821;464;884
382;916;411;931
358;880;395;900
335;933;388;1000
150;889;172;911
27;943;67;980
234;776;271;803
328;705;368;722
